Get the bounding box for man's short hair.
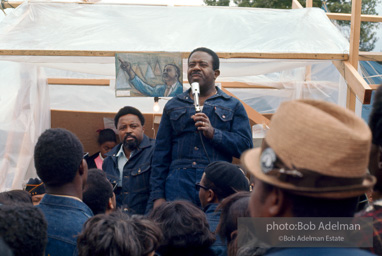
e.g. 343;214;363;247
83;169;114;215
188;47;220;71
114;106;145;128
0;204;47;256
34;128;84;187
97;129;117;145
0;190;33;205
77;210;162;256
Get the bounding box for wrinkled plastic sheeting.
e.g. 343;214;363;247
0;3;349;53
0;61;50;191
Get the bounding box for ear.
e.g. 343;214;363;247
142;125;145;132
214;69;220;80
266;187;286;217
107;197;115;211
206;189;216;204
79;159;86;176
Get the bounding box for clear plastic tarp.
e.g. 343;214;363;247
0;2;351;190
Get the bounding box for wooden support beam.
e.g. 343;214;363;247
359;52;382;62
0;49;348;60
221;87;270;126
370;84;380;90
333;60;372;104
47;78;110;85
292;0;303;9
326;13;382;23
346;0;362;110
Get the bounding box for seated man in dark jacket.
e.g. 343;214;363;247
103;106;155;215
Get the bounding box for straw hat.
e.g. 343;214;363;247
241;100;376;198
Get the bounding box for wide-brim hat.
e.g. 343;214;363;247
241;100;376;199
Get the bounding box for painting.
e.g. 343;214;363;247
115;52;183;97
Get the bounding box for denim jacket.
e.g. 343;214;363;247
149;87;253;203
103;134;155;215
205;203;228;256
36;194;93;256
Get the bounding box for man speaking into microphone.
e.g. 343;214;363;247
148;47;253;210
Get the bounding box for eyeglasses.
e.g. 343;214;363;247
195;182;209;191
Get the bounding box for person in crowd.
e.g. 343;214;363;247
77;210;162;256
103;106;155;214
0;189;32;205
359;84;382;255
149;200;215;256
119;59;183;97
86;128;117;170
83;168;116;215
35;128;93;256
0;204;47;256
240;99;376;255
197;161;250;256
149;47;253;209
25;177;46;205
215;192;251;256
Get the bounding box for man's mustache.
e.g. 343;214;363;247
124;134;137;141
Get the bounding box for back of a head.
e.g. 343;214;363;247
34;128;83;187
241;99;375;217
204;161;250;201
77;210;162;256
149;200;215;256
216;192;251;244
83;169;113;215
0;190;33;205
0;204;47;256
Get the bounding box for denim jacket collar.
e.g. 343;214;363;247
177;86;230;104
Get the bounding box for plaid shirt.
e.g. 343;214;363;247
358;200;382;255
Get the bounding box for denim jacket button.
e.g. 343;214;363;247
192;162;197;166
222;115;226;118
194;147;199;151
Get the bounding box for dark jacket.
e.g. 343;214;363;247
149;87;253;204
37;194;93;256
103;134;155;215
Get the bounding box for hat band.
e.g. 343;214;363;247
266;168;365;189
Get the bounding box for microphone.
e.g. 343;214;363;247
191;82;201;113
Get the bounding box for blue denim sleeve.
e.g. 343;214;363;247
149;108;172;201
211;102;253;158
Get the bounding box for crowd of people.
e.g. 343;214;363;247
0;47;381;256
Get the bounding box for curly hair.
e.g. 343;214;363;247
149;200;215;256
0;204;47;256
114;106;145;128
34;128;83;186
0;190;33;205
77;210;162;256
82;169;114;215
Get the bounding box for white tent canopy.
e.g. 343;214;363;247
0;2;350;190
